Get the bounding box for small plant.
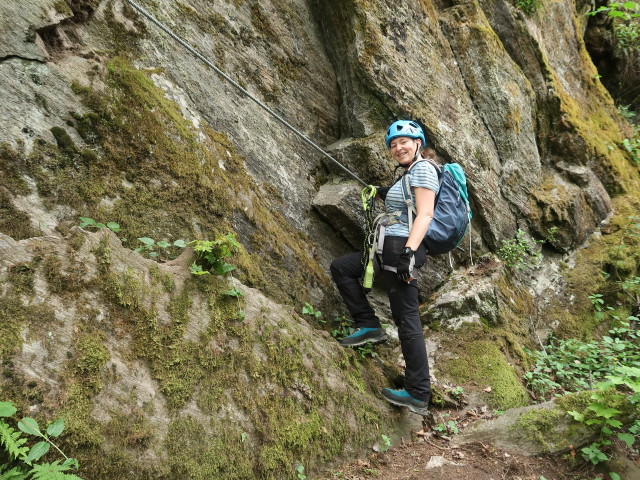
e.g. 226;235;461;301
622;137;640;164
515;0;543;14
451;386;465;399
302;303;324;323
497;229;543;270
524;321;639;400
588;1;640;53
433;415;459;436
354;342;378;359
221;287;243;298
78;217;120;233
296;464;307;480
135;237;187;260
0;401;83;479
330;316;355;339
189;234;241;276
379;434;392;452
567;365;640;465
222;287;245;321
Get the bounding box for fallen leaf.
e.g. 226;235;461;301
484;387;492;392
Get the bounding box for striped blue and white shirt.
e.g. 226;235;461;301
384;160;440;237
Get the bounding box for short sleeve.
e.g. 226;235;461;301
409;161;440;194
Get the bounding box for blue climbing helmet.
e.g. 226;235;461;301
385;120;427;148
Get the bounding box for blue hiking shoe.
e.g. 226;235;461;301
380;388;429;416
339;328;387;347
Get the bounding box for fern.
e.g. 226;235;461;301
0;465;29;480
0;466;29;480
0;421;28;461
29;461;83;480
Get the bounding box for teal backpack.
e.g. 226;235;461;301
401;160;472;256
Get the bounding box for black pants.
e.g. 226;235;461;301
330;236;431;402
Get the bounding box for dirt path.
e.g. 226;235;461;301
318;437;600;480
317;410;603;480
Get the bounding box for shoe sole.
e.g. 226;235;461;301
381;396;429;416
340;335;388;348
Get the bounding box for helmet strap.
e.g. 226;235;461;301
403;140;421;170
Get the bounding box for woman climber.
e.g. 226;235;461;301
330;120;438;416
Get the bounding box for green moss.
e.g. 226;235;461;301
0;189;38;240
0;142;30;195
166;417;254;480
512;407;568;452
546;195;640;338
50;126;78;156
149;264;175;293
442;327;529;409
53;0;72;15
73;333;110;392
8;261;36;294
0;295;53;358
42;253;65;293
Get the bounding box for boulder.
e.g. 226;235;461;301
313;182;369;249
452;397;596;455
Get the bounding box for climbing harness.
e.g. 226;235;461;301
126;0;367;187
360;184;419;289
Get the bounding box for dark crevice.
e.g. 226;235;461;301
0;55;46;65
584;7;640;111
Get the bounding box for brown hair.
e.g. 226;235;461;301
421;147;439;163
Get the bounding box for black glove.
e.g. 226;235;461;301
376;186;390;201
397;247;416;283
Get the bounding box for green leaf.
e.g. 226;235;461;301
95;223;107;229
0;402;17;418
25;441;50;464
213;262;236;275
609;9;627;16
156;241;170;249
567;410;584;422
18;418;42;437
0;421;29;460
189;263;210;275
78;217;96;227
29;460;83;479
138;237;155;246
587;404;621;419
605;419;622;428
62;458;79;469
106;222;120;232
617;432;636;448
46;418;64;437
173;239;187;248
610;473;622;480
622;1;637;9
222;287;243;298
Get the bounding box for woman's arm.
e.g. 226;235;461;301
405;186;436;251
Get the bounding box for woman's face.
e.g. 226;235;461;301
390;136;420;166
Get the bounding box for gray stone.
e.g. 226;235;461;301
452;398;596;455
313;182;368;249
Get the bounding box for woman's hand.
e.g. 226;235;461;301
397;247;416;282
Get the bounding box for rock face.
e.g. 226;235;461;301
1;0;639;478
451;396;596;455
